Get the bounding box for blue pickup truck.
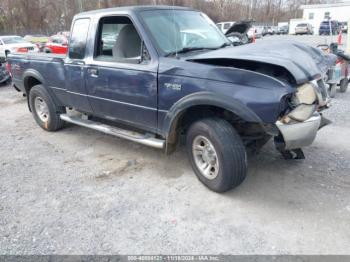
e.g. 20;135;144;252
7;6;330;192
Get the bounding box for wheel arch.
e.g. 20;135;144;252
23;69;57;111
163;92;264;154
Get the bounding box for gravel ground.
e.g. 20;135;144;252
1;35;350;255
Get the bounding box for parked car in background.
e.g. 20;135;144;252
339;21;348;33
272;26;278;34
248;26;263;39
278;25;289;35
265;26;275;35
24;34;49;52
0;57;11;85
0;36;39;57
44;34;69;54
255;26;266;38
295;23;313;35
319;20;340;35
225;21;252;45
216;21;235;34
225;20;259;45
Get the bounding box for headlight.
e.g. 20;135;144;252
287;104;317;122
292;83;317;105
281;82;318;123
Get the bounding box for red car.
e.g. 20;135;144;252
44;34;69;54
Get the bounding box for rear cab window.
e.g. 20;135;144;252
69;18;90;59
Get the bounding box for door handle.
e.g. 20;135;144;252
72;61;85;66
88;68;99;77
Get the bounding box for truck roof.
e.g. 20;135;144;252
75;5;194;18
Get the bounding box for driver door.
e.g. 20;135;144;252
85;16;158;132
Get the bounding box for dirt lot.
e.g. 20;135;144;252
1;35;350;255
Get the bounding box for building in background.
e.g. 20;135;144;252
300;1;350;35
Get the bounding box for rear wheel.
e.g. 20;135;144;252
339;78;349;93
186;118;247;193
29;85;65;131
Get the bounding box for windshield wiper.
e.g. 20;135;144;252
165;47;217;57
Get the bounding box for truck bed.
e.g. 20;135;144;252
8;52;67;96
9;52;66;62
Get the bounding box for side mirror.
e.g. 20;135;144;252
140;41;150;64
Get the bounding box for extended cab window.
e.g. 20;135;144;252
95;16;148;63
69;18;90;59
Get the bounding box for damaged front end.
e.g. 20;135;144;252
274;79;331;159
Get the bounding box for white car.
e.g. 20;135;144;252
254;26;265;38
247;26;263;39
0;35;39;57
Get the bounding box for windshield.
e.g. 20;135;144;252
2;36;27;44
140;10;230;55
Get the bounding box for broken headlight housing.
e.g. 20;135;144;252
287;104;317;122
282;82;318;123
292;83;317;105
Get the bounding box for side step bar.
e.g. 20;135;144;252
60;114;165;149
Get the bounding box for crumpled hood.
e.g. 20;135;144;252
187;40;328;85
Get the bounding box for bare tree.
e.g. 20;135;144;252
0;0;331;35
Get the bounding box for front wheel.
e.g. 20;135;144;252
186;118;247;193
339;78;349;93
29;85;65;131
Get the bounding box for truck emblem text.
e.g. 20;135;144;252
164;83;182;91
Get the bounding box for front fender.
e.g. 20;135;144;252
162;91;263;137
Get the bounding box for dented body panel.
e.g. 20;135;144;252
188;41;327;85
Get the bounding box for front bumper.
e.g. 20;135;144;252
275;113;321;150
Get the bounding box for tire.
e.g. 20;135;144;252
329;83;337;98
29;84;65;131
186;118;247;193
339;78;348;93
